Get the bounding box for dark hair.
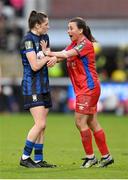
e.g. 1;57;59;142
28;10;48;29
69;17;96;42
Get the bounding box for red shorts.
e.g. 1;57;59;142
75;85;100;115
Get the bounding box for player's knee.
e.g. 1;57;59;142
75;119;82;130
88;120;101;132
36;122;46;131
40;123;46;131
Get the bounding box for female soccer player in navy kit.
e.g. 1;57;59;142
42;17;114;168
20;10;57;168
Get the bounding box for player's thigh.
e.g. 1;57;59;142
30;106;49;124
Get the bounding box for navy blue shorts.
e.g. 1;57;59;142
23;92;52;110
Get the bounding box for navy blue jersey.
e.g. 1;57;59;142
20;31;50;96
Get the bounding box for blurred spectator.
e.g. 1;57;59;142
102;93;119;112
2;85;19;112
116;100;128;116
9;0;24;16
111;69;127;82
10;77;24;111
1;0;15;19
0;0;3;14
96;54;108;81
51;87;68;112
111;47;127;82
0;14;7;50
123;47;128;80
6;20;23;52
0;86;8;112
96;54;106;73
94;44;110;82
0;0;23;52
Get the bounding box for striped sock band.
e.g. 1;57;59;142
34;143;43;162
23;140;35;157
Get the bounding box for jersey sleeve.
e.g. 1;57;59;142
74;40;88;57
24;38;35;53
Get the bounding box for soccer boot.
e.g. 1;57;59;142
81;156;98;168
36;160;57;168
98;155;114;167
20;157;41;168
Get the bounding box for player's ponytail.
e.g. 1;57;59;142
69;17;96;42
84;25;96;42
28;10;48;30
30;10;37;16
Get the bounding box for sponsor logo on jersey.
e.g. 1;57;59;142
77;102;89;110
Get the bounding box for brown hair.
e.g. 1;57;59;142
69;17;96;42
28;10;48;29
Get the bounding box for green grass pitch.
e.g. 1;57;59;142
0;113;128;179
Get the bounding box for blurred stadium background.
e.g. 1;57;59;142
0;0;128;115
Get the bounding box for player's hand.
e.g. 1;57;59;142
40;40;48;55
40;40;52;56
47;56;57;67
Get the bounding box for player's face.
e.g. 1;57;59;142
37;18;49;35
68;22;82;41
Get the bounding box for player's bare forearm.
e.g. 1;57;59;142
40;40;77;58
34;56;49;71
46;49;78;59
47;51;67;58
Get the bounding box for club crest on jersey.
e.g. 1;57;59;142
32;94;37;102
75;41;85;52
25;41;33;49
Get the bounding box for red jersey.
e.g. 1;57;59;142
66;37;100;96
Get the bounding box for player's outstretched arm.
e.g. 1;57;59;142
40;40;78;59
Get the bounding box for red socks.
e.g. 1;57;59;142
80;129;93;155
80;129;109;156
94;129;109;156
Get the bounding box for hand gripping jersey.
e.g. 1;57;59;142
20;31;50;96
66;37;100;96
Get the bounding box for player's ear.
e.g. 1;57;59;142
35;23;40;29
79;28;83;34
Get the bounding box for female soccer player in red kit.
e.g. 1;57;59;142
41;17;114;168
